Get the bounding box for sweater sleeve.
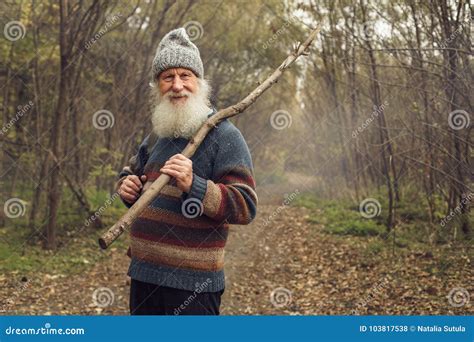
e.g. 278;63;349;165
181;123;258;225
116;134;151;208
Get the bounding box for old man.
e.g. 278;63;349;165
116;28;258;315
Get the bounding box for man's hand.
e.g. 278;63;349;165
118;175;147;204
160;153;193;193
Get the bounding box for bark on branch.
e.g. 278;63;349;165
98;25;321;249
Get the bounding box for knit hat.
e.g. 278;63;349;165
152;28;204;79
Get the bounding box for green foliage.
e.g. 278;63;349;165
293;193;342;210
296;189;473;249
325;212;384;236
323;207;385;237
89;147;122;178
299;193;385;236
0;183;128;275
86;188;128;225
0;224;127;275
363;239;385;257
293;193;321;210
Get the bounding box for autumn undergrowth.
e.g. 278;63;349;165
293;190;473;280
0;189;128;276
293;191;472;249
293;194;385;236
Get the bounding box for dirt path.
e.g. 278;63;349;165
2;199;472;315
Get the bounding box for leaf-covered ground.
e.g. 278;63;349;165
1;198;472;315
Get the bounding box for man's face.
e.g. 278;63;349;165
157;68;198;105
151;67;211;139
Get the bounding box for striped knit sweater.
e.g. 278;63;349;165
116;111;258;292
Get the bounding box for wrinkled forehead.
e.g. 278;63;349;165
158;67;197;79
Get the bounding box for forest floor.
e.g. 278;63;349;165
1;172;472;315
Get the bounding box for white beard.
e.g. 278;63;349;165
151;78;212;139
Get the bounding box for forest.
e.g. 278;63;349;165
0;0;472;315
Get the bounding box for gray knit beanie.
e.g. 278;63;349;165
152;28;204;79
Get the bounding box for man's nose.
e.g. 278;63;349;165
171;77;184;92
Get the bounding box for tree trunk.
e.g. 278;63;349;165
44;0;69;250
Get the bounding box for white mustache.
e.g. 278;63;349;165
165;91;191;100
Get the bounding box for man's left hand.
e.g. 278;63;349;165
160;153;193;193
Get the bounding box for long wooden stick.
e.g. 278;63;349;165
98;25;321;249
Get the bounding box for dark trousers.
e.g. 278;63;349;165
129;279;224;315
